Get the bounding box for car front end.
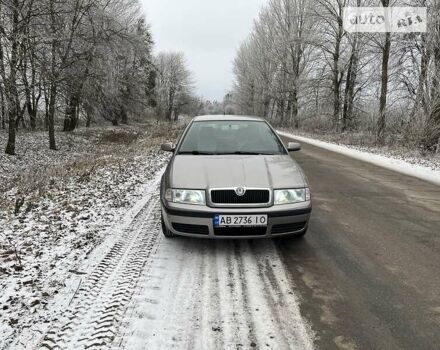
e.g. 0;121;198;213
161;187;311;239
160;116;312;239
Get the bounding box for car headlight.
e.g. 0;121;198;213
274;188;310;205
165;189;206;205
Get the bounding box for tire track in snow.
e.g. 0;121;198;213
36;176;163;350
249;241;314;348
115;239;315;350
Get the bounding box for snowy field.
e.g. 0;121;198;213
0;123;179;348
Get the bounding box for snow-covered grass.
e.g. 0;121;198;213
0;122;182;347
278;130;440;186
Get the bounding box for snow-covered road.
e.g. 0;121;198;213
8;169;313;350
115;217;314;350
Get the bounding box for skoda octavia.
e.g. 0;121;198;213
160;115;311;239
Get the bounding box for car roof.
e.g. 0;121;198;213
192;115;265;122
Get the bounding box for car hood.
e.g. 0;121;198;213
169;155;307;189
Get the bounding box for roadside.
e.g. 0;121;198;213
278;130;440;185
279;128;440;170
12;172;164;349
0;122;182;348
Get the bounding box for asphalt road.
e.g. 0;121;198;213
279;135;440;350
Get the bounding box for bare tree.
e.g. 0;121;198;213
232;0;439;153
376;0;391;143
421;0;440;151
233;0;314;126
154;52;193;121
1;0;21;155
1;0;156;154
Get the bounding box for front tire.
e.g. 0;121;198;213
161;214;175;238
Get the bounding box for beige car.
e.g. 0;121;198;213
160;115;311;239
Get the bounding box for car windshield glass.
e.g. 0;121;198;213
177;121;287;155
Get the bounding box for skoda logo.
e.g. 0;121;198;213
235;187;246;196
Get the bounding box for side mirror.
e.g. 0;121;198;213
287;142;301;152
161;142;176;152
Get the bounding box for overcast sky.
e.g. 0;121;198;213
140;0;267;101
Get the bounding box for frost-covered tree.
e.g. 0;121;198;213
232;0;440;152
233;0;314;126
0;0;156;153
154;52;194;121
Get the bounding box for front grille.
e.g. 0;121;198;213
271;222;307;235
210;189;270;205
172;223;209;235
214;227;267;236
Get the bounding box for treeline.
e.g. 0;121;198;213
153;52;202;121
232;0;440;152
0;0;155;154
0;0;199;156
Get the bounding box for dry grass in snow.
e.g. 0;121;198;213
0;121;183;347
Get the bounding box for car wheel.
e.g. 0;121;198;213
161;214;175;238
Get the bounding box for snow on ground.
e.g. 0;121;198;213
9;171;165;349
278;130;440;186
0;124;166;194
0;123;178;348
0;122;316;350
5;173;315;350
115;236;315;350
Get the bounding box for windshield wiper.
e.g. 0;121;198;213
178;151;217;155
178;151;276;155
218;151;275;155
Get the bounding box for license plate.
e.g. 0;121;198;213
214;214;268;227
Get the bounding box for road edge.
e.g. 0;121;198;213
278;130;440;186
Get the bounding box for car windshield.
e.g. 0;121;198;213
177;120;287;155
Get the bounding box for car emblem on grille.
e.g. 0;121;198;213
235;187;246;196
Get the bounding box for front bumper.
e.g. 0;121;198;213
161;201;312;239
